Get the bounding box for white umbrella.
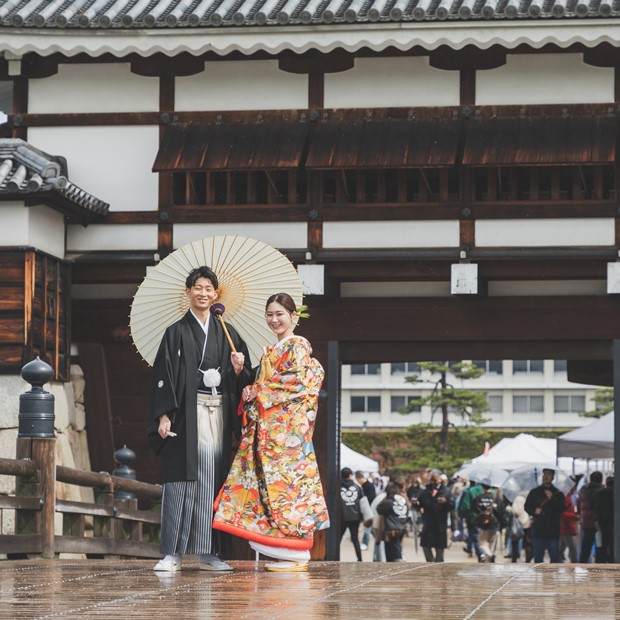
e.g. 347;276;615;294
129;235;303;366
453;463;510;488
501;465;573;502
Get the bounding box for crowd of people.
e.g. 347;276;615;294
340;466;615;564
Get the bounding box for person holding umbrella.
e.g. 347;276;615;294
148;266;253;572
524;468;565;563
213;293;330;572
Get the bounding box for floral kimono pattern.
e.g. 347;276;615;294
213;335;330;549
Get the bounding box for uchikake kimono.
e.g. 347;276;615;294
213;335;330;550
147;310;252;484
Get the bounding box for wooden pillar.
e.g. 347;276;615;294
325;340;341;561
613;340;620;562
16;436;56;558
33;438;56;558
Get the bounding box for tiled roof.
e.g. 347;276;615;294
0;0;618;28
0;138;109;222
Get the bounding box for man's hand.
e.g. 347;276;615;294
158;414;172;438
231;351;245;376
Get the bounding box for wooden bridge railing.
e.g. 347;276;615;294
0;436;162;559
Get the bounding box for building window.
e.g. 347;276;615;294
390;362;420;375
351;395;381;413
554;360;567;373
473;360;503;375
390;395;422;413
554;395;586;413
513;395;544;413
513;360;544;374
487;395;503;413
350;363;381;376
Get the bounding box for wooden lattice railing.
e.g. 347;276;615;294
0;437;162;559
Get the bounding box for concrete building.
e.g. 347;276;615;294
342;360;599;430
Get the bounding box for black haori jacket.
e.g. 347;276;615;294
147;310;253;483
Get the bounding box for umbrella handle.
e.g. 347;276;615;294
215;314;237;353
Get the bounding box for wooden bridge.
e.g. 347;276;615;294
0;435;161;560
1;559;619;619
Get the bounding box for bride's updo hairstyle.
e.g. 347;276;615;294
265;293;296;315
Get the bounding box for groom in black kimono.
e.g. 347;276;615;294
148;265;252;572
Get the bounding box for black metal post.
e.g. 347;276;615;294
613;340;620;563
18;357;55;438
113;445;137;500
325;340;341;561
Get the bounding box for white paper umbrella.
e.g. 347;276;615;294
453;463;510;488
129;235;303;366
501;465;572;502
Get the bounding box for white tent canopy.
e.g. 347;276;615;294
341;443;380;473
469;432;587;474
556;412;614;460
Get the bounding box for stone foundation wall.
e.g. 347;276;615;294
0;364;93;536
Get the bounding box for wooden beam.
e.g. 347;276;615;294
460;69;475;106
11;76;28;140
298;296;620;343
6;103;617;129
95;199;618;227
339;340;613;364
10;112;161;127
460;219;475;250
308;72;324;109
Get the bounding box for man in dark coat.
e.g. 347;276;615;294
524;468;565;563
592;475;614;563
418;469;455;562
340;467;364;561
578;470;604;563
148;266;252;572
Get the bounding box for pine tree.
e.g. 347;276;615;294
579;386;613;418
401;361;490;454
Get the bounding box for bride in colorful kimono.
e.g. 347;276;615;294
213;292;330;572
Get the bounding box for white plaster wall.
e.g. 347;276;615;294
173;222;308;249
341;281;451;297
29;64;159;114
477;54;614;105
27;205;65;259
323;220;459;248
325;57;459;108
0;203;64;258
0;203;28;247
475;218;614;247
176;60;307;111
28;126;159;212
67;223;158;252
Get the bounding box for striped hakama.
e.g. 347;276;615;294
160;394;223;555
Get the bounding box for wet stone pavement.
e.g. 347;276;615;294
0;559;619;619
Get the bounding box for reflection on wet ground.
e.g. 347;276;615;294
0;559;618;619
